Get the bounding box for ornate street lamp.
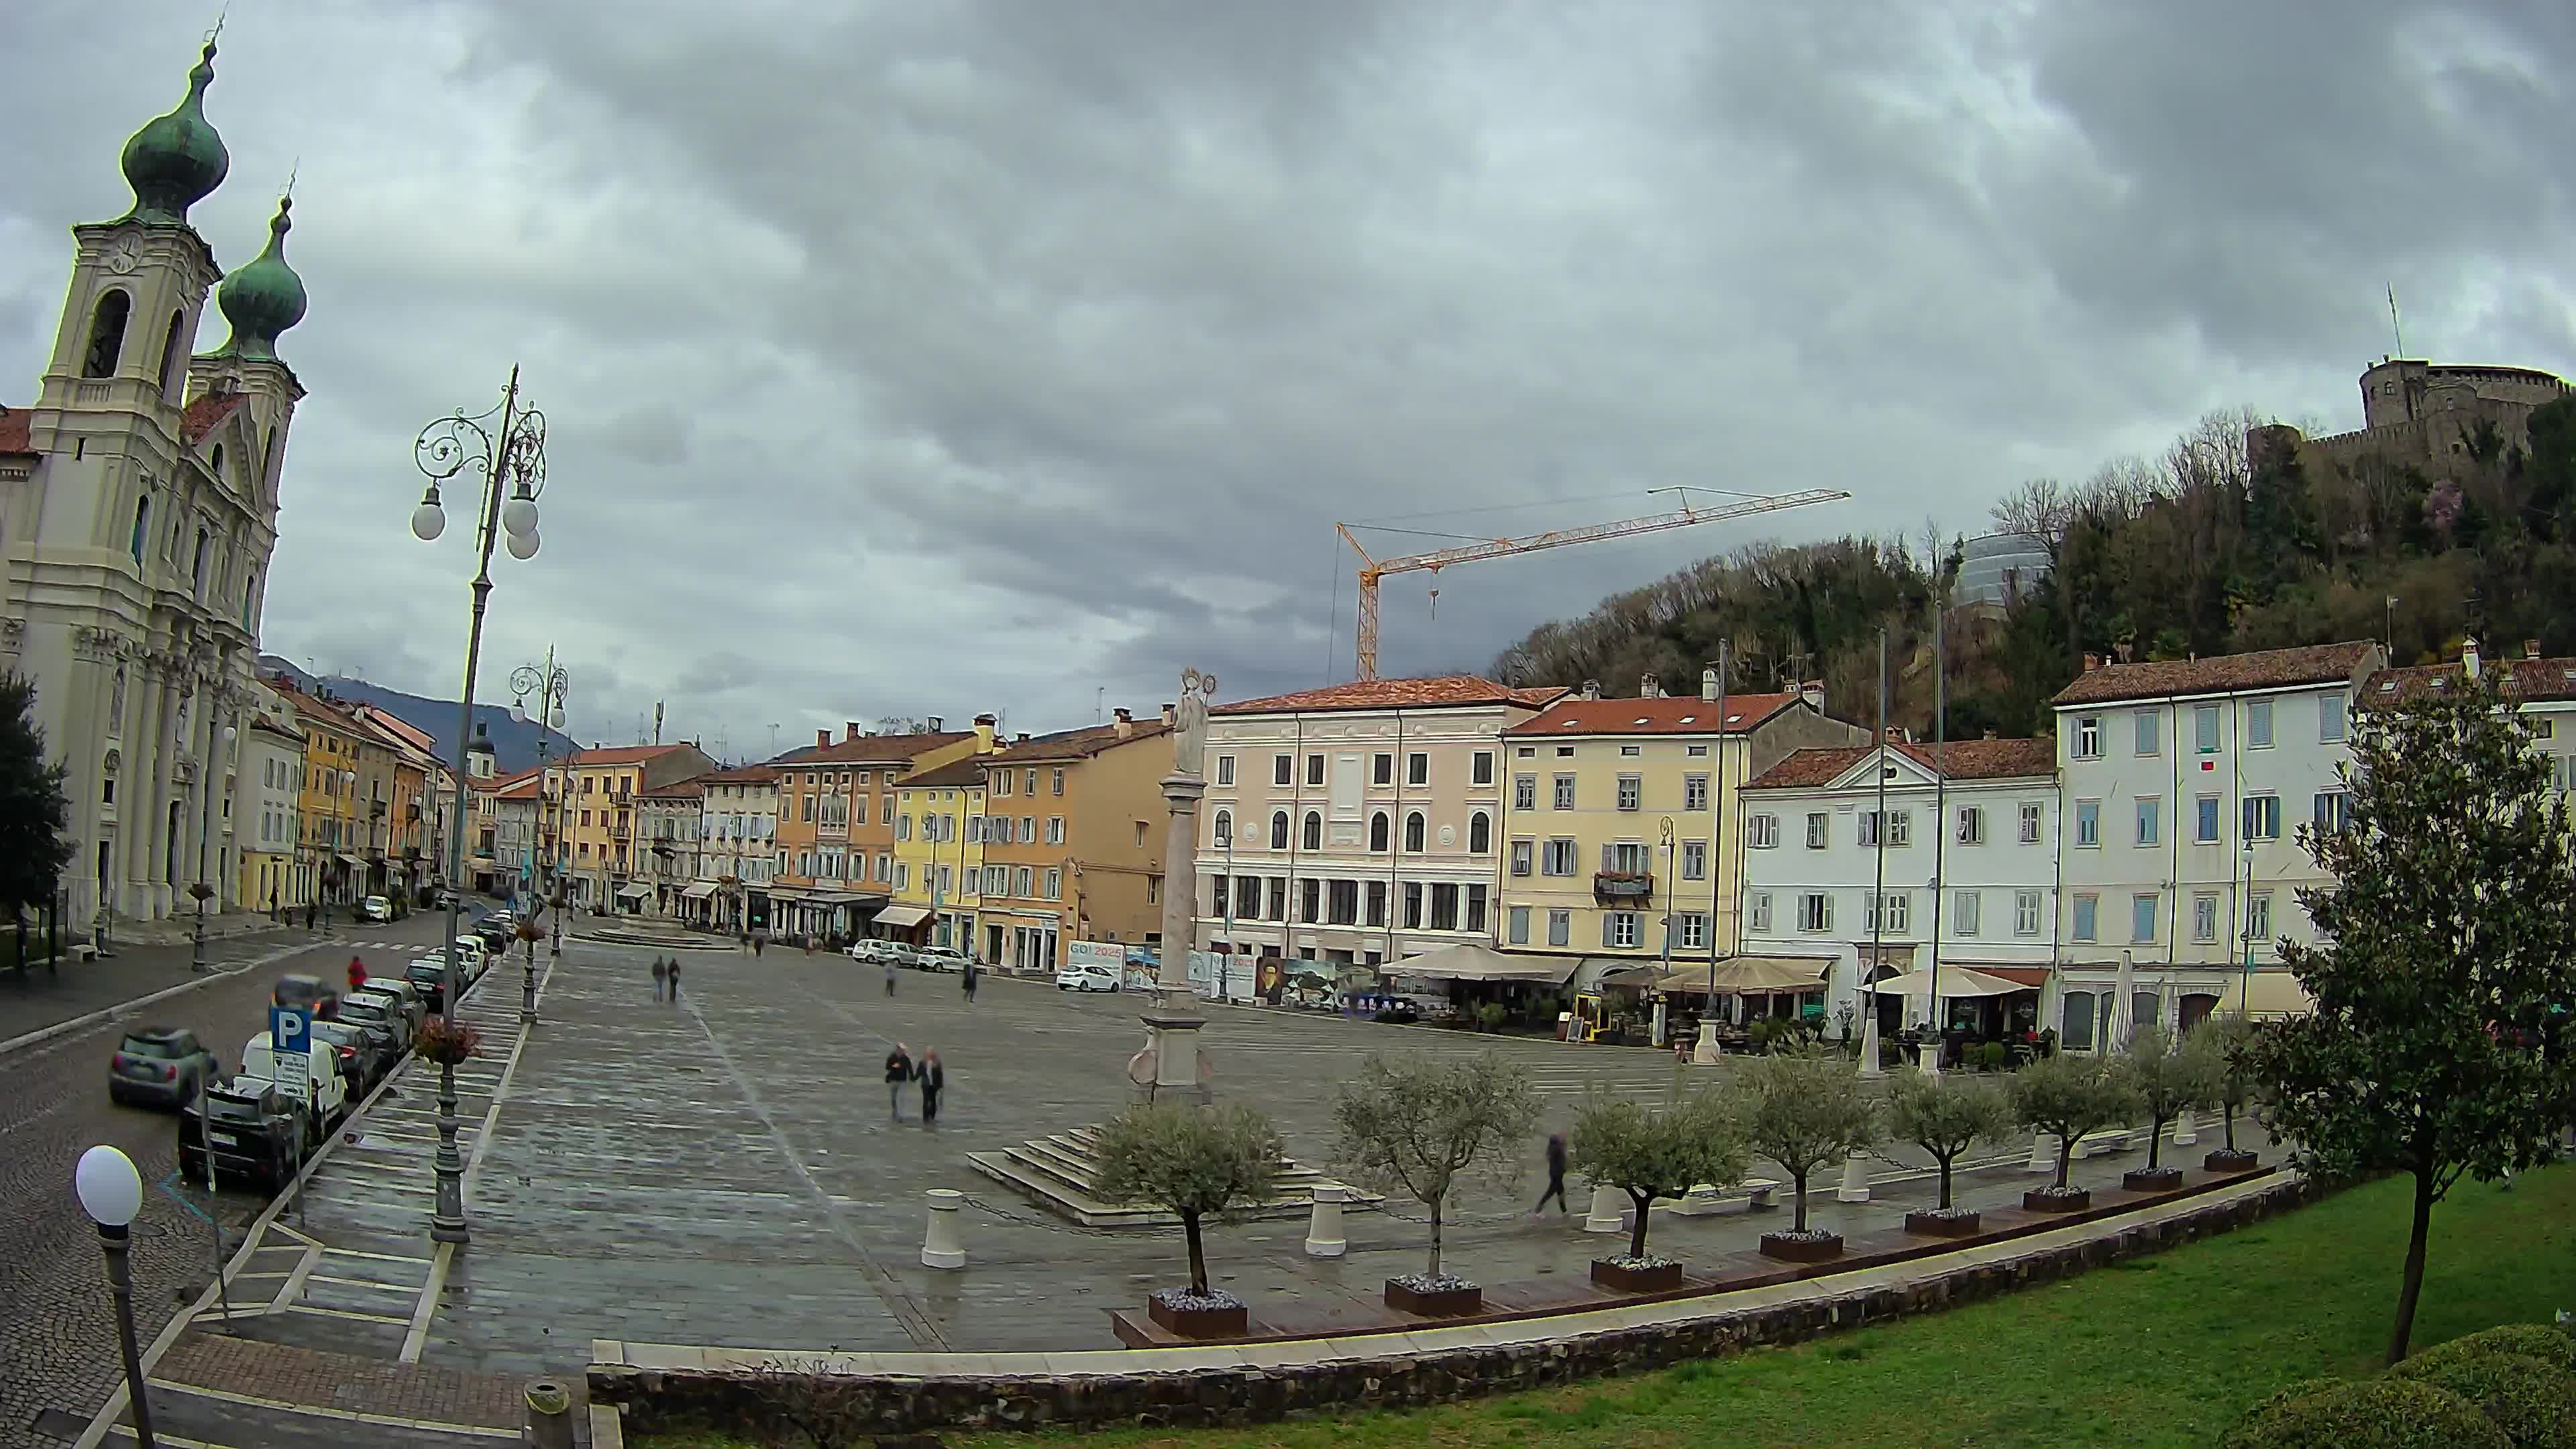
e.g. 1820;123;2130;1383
75;1145;156;1447
409;366;547;1246
511;651;569;1022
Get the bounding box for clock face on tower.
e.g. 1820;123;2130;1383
106;233;142;275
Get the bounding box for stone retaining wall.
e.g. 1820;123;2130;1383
591;1177;2318;1438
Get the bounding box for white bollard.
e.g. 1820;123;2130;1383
1303;1184;1348;1258
2173;1107;2198;1147
1584;1183;1627;1234
2025;1131;2054;1173
1856;1011;1883;1079
921;1188;966;1270
1693;1020;1721;1065
1833;1152;1871;1203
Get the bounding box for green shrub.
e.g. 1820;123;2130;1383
2221;1377;2511;1449
2386;1352;2576;1447
2403;1326;2576;1379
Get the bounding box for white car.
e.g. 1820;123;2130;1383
358;895;392;922
239;1029;347;1134
1056;963;1119;993
916;946;973;974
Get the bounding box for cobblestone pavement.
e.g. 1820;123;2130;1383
0;912;467;1449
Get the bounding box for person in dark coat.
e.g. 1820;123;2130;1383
752;932;766;957
916;1050;945;1128
884;1042;912;1119
1532;1132;1570;1215
962;961;978;1004
651;957;667;1002
665;957;682;1003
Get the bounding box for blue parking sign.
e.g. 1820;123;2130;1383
269;1005;310;1055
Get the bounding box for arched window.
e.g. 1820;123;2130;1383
1468;811;1491;854
83;290;131;378
128;496;150;565
1301;810;1322;851
262;425;277;494
1404;811;1426;853
159;311;189;396
210;443;225;482
1368;812;1389;852
192;527;209;594
241;567;258;628
1269;810;1289;850
1212;808;1232;849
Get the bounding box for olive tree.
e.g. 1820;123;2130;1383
1739;1049;1882;1232
2115;1023;2220;1171
1887;1072;2016;1210
2245;667;2576;1363
1093;1101;1283;1297
2008;1051;2135;1191
1569;1089;1746;1262
1331;1053;1537;1283
2201;1013;2263;1155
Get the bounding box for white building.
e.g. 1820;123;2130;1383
692;763;779;931
1739;737;2060;1039
237;706;304;914
2049;640;2383;1038
1;41;310;924
637;776;706;916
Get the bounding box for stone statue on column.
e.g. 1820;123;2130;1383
1142;667;1218;1097
1171;667;1214;778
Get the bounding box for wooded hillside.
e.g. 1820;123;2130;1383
1489;397;2576;739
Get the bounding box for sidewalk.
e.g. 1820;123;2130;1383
0;920;311;1049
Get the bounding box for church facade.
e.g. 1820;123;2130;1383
0;38;310;926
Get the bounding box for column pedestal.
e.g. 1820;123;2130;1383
1139;1014;1208;1101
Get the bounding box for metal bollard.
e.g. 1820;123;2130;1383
1303;1184;1348;1258
1833;1152;1871;1203
2025;1132;2053;1173
523;1378;574;1449
1583;1183;1627;1234
921;1188;965;1269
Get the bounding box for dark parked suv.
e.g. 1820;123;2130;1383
178;1084;309;1190
272;973;341;1022
108;1028;219;1110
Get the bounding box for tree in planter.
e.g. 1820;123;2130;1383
2201;1013;2263;1159
1886;1071;2015;1210
2114;1023;2220;1173
1330;1053;1537;1289
2008;1051;2135;1191
1739;1049;1881;1235
1569;1089;1746;1263
2244;665;2576;1364
0;673;73;975
1093;1100;1283;1301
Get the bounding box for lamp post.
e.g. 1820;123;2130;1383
410;365;549;1246
189;720;237;973
74;1145;156;1448
511;651;570;1017
2238;837;2257;1014
335;768;356;920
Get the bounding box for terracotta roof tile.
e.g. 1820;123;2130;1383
2364;655;2576;705
246;716;305;745
562;743;696;767
698;764;780;785
0;407;32;456
769;731;971;766
903;757;991;790
1504;692;1801;737
1215;676;1566;715
985;719;1172;763
1746;737;2057;791
180;392;247;445
2049;641;2380;707
640;777;708;799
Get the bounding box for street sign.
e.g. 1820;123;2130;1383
268;1006;310;1056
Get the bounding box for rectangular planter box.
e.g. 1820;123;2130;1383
1590;1258;1684;1294
1146;1295;1248;1338
1384;1279;1483;1317
1902;1210;1982;1238
1758;1233;1845;1263
2204;1150;2261;1174
2123;1167;2185;1193
2023;1187;2092;1214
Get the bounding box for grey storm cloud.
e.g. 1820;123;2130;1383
5;0;2574;761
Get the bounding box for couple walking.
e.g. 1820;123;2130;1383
883;1041;945;1126
650;957;684;1002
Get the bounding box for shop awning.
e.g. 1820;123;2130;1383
335;853;366;868
873;904;933;928
806;891;877;907
1604;955;1832;995
1393;942;1580;985
614;883;651;901
680;881;718;900
1868;966;2025;998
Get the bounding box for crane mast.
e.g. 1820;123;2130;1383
1338;488;1850;680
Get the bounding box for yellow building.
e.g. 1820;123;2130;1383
270;680;370;908
1495;678;1864;965
549;743;718;910
890;757;988;951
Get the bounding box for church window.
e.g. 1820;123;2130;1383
192;527;209;594
158;310;186;398
243;568;257;628
83;290;130;378
129;497;150;566
211;443;225;482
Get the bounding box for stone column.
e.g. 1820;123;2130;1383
1156;767;1202;1005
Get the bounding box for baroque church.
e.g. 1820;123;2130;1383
0;38;309;925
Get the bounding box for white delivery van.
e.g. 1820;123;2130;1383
238;1029;347;1139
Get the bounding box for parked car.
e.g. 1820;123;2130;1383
406;957;455;1012
329;999;408;1087
847;938;920;966
272;973;341;1022
354;980;424;1038
472;914;515;949
237;1030;348;1138
358;894;393;922
307;1018;394;1094
179;1083;311;1190
1056;963;1120;993
107;1028;219;1110
916;945;973;973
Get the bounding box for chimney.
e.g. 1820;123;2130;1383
2526;639;2544;661
2082;653;2103;674
1161;702;1176;727
1640;673;1662;698
1799;680;1825;714
926;716;943;733
2463;635;2481;680
1885;726;1904;743
1983;729;1997;741
1700;667;1719;702
973;713;998;751
816;729;830;748
1015;733;1031;745
844;721;862;742
1580;679;1601;701
1114;707;1134;738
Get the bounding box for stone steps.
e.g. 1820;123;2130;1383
965;1123;1377;1228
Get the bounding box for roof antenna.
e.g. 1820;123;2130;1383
2387;283;2405;358
206;5;227;46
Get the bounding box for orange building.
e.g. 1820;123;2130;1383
762;717;996;941
973;707;1173;973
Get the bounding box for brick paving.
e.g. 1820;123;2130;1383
152;1335;537;1430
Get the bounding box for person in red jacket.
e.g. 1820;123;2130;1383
347;956;368;994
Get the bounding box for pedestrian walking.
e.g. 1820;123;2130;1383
667;957;682;1004
1532;1132;1570;1216
962;960;978;1004
884;958;898;998
884;1041;912;1119
347;955;369;996
752;931;766;958
916;1049;945;1128
304;900;317;932
651;957;667;1002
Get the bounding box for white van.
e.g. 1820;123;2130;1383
238;1029;348;1137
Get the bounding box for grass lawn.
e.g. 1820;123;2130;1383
635;1165;2573;1448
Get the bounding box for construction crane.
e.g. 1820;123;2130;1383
1337;487;1851;681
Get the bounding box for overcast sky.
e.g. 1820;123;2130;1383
7;1;2573;759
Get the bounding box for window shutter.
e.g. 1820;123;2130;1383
1599;842;1614;872
1599;912;1614;947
